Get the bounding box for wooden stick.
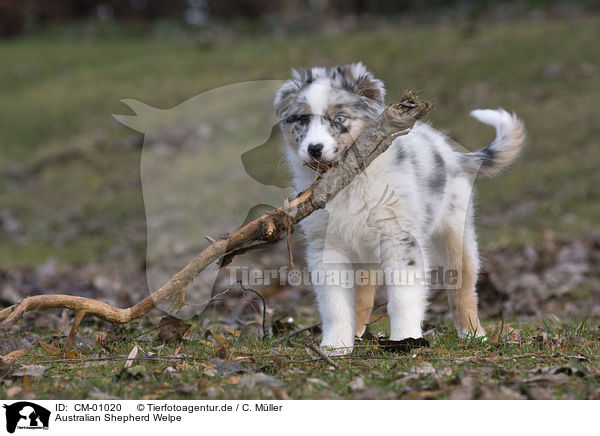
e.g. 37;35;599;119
0;91;431;350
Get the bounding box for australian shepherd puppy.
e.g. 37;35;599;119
274;63;525;354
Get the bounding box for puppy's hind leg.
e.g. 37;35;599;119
433;221;485;338
355;283;376;338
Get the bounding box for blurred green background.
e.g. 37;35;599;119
1;0;599;272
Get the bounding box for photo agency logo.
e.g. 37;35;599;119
114;81;292;319
3;402;50;433
227;265;459;289
113;80;478;319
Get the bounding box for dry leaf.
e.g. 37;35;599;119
224;376;241;384
198;339;216;347
213;345;229;359
2;349;27;361
158;316;191;343
272;356;287;370
39;340;60;356
125;345;138;368
64;350;79;359
203;367;217;377
207;330;227;344
12;364;47;377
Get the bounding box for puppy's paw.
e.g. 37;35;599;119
320;328;354;356
320;340;354;356
355;323;368;338
457;327;486;340
319;345;353;357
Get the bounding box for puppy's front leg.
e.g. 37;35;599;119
386;282;428;340
381;234;428;340
307;246;355;354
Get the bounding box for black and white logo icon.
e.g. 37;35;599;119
3;402;50;433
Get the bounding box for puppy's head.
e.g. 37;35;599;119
274;63;385;168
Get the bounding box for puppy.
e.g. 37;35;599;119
274;63;525;354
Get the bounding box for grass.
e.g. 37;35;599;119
2;316;599;400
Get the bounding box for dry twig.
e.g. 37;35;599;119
307;343;340;369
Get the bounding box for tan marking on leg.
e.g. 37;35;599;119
355;284;376;337
443;228;485;337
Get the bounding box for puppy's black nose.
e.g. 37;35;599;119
307;143;324;160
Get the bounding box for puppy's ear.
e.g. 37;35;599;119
274;79;298;119
291;67;314;84
343;62;386;107
274;68;313;118
354;74;386;106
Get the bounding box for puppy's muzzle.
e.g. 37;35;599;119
307;143;324;160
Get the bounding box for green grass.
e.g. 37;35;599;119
2;316;599;399
1;17;600;267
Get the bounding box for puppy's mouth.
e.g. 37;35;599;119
303;156;335;172
303;147;340;172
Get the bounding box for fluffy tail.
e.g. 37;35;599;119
459;109;526;178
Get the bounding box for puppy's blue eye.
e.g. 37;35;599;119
334;114;347;124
